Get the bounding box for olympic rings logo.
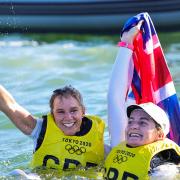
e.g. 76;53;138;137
113;154;128;164
65;144;86;155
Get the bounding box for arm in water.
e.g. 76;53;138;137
108;21;143;147
0;85;36;135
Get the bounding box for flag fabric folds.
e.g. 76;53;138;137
121;12;180;145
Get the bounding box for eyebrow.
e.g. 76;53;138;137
129;117;150;121
139;117;150;121
56;106;79;110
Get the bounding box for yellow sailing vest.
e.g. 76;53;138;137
31;113;105;170
105;138;180;180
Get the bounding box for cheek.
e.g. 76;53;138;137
53;113;63;123
77;116;83;124
75;111;84;119
76;116;83;126
145;130;158;140
125;127;128;134
152;130;159;139
52;112;57;118
125;128;129;139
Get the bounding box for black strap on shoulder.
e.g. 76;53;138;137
34;115;47;152
34;116;92;151
75;116;92;136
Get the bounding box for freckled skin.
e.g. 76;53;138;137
52;96;85;135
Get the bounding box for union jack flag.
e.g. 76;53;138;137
122;12;180;145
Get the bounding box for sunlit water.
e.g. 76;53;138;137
0;32;180;179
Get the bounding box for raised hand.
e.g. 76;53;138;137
121;20;144;44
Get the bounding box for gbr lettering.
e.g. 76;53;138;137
42;155;97;170
106;167;138;180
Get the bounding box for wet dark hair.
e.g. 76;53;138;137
154;122;162;131
49;85;85;113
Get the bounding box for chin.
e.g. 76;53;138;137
62;125;80;136
127;141;142;147
63;131;76;136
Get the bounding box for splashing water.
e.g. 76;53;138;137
0;32;179;179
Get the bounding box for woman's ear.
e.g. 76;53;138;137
157;129;165;140
82;106;86;116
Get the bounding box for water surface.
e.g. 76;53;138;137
0;32;179;179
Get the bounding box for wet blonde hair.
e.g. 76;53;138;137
49;85;85;113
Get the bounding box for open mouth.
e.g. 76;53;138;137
63;122;75;128
129;133;142;138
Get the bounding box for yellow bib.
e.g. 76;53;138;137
31;113;105;170
105;138;180;180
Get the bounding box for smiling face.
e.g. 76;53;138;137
52;95;85;135
125;109;162;147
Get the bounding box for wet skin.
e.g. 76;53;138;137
125;109;161;147
52;95;85;136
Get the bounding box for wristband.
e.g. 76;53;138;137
117;41;134;51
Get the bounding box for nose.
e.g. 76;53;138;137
129;122;139;129
64;112;73;119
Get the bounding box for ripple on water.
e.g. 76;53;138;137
0;33;179;178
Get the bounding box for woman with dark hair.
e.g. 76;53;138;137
105;20;180;179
